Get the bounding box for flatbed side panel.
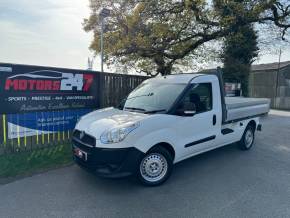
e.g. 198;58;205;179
225;97;270;109
225;103;269;123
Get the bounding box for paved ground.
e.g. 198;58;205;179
0;110;290;218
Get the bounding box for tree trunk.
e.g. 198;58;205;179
154;55;173;76
241;72;250;97
157;64;172;76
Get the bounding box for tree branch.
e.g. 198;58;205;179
258;4;290;39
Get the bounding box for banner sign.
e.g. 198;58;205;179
7;109;92;139
0;63;100;114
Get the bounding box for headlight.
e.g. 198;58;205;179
100;122;140;144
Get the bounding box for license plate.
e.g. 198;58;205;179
74;148;87;161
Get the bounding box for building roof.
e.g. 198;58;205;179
251;61;290;71
202;61;290;73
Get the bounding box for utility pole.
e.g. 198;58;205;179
275;48;282;108
99;8;110;73
100;18;104;72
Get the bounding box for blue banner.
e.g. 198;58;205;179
7;109;92;139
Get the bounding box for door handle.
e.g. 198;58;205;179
213;115;216;126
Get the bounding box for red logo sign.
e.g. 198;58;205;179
4;70;93;92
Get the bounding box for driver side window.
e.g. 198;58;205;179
176;83;212;116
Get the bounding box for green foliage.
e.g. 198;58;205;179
215;0;259;96
222;25;259;96
84;0;290;76
0;144;72;179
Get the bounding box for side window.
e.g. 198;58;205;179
176;83;212;115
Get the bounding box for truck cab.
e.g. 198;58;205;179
73;72;270;186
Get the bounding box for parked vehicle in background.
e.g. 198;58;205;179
72;70;270;186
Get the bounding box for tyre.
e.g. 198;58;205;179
137;146;173;186
239;124;255;150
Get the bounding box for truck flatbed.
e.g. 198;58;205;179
225;97;270;122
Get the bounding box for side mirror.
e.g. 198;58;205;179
175;102;197;116
183;110;196;116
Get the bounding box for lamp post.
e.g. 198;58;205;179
99;8;110;73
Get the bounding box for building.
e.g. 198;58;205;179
249;61;290;110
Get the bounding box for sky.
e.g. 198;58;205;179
0;0;289;72
0;0;97;70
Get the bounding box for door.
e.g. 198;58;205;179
172;81;220;159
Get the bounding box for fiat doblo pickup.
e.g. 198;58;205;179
73;70;270;186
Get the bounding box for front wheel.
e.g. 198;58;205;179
137;146;173;186
239;125;255;150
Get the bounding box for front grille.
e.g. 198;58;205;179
73;130;96;147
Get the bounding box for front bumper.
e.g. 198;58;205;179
72;138;144;178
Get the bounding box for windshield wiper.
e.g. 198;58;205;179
124;107;146;112
144;109;167;114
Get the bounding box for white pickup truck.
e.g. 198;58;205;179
73;70;270;186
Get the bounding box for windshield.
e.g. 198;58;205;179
123;82;186;113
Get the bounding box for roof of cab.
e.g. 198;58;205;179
145;73;204;84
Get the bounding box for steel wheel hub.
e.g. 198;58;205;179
245;129;254;148
140;153;168;182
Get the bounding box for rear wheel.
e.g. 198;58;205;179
239;124;255;150
137;146;173;186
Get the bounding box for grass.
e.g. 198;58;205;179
0;144;73;179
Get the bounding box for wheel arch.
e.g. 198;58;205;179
148;142;176;161
247;119;257;130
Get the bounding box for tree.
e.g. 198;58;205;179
222;25;259;96
214;0;259;96
83;0;290;76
